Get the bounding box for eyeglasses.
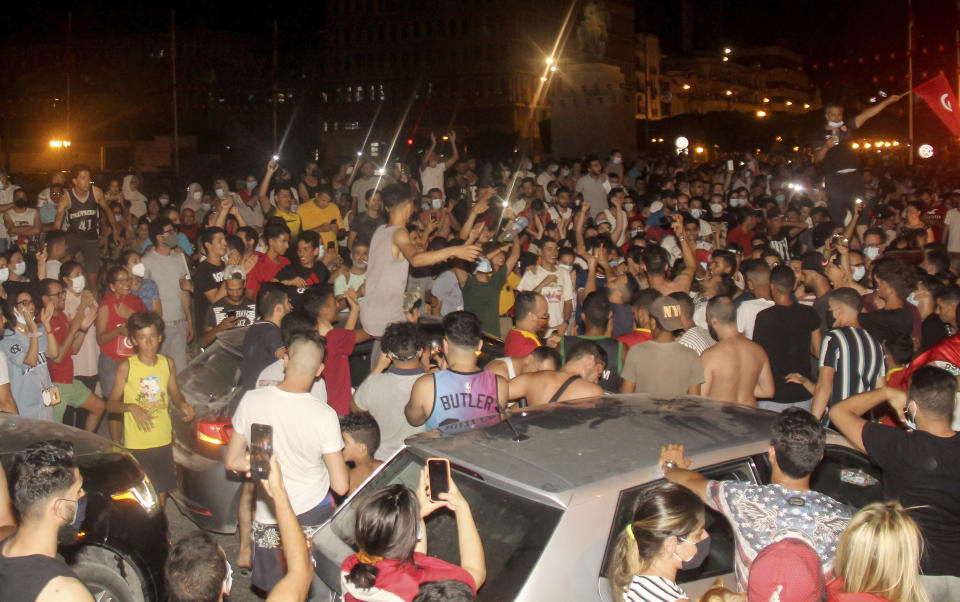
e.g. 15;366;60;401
44;291;67;298
16;300;33;307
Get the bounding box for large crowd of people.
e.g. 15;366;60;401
1;97;960;600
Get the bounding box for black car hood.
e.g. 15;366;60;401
0;414;125;458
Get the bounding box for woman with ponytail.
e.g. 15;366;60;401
606;483;709;602
340;464;485;601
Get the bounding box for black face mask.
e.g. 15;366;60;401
14;198;29;209
825;309;837;330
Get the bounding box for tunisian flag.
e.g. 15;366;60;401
913;73;960;136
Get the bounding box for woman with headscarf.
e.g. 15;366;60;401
181;182;205;215
122;174;148;218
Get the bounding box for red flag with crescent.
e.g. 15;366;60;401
913;73;960;136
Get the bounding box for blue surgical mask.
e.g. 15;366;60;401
863;246;880;260
431;198;443;210
246;180;258;190
852;265;866;281
907;292;919;307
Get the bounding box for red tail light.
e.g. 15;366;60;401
196;418;233;446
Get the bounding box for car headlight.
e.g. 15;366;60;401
111;474;160;516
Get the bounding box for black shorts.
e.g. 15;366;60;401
66;236;100;273
129;444;176;494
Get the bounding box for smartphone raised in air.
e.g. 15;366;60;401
250;423;273;479
427;458;450;502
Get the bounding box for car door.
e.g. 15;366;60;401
597;457;760;602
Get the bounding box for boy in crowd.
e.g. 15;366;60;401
106;311;195;510
340;413;382;494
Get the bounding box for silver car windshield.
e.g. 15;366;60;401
328;450;563;600
178;341;243;412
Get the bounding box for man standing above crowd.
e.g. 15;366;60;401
814;95;902;225
700;296;774;407
54;164;122;291
405;311;507;431
201;266;257;347
360;184;480;343
575;155;609;217
421;132;458;202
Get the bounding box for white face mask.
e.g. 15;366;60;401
852;265;866;281
827;120;844;128
0;268;8;284
131;262;146;278
316;245;326;260
561;168;570;177
192;190;202;201
15;310;26;325
431;198;443;210
13;262;25;276
215;188;225;199
159;197;170;206
246;180;258;190
710;203;723;215
863;246;880;260
690;208;703;219
289;203;299;213
71;275;86;293
255;243;265;254
623;202;634;212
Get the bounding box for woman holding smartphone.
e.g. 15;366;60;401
0;291;59;420
340;464;486;600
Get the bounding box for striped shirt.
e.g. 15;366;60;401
624;575;687;602
818;326;884;420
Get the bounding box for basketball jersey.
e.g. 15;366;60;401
66;188;99;239
423;369;499;431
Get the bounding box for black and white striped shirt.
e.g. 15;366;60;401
819;326;885;420
624;575;688;602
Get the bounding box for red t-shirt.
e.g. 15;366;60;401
322;328;357;416
726;226;754;255
340;552;476;601
246;253;290;297
504;328;541;357
47;312;73;384
617;328;653;348
98;292;147;362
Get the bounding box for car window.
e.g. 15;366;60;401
809;444;884;510
600;458;759;590
327;450;563;600
178;342;242;411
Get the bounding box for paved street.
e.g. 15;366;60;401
166;501;261;601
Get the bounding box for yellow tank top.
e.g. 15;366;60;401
123;354;172;449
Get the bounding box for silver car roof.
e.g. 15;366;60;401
405;395;780;493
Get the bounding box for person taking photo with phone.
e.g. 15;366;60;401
340;464;484;600
226;330;349;593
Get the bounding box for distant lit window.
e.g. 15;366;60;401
345;121;360;130
370;142;380;156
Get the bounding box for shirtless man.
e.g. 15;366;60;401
643;214;697;295
486;346;560;381
507;340;606;406
700;296;775;406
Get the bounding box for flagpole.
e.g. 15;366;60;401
908;0;915;166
